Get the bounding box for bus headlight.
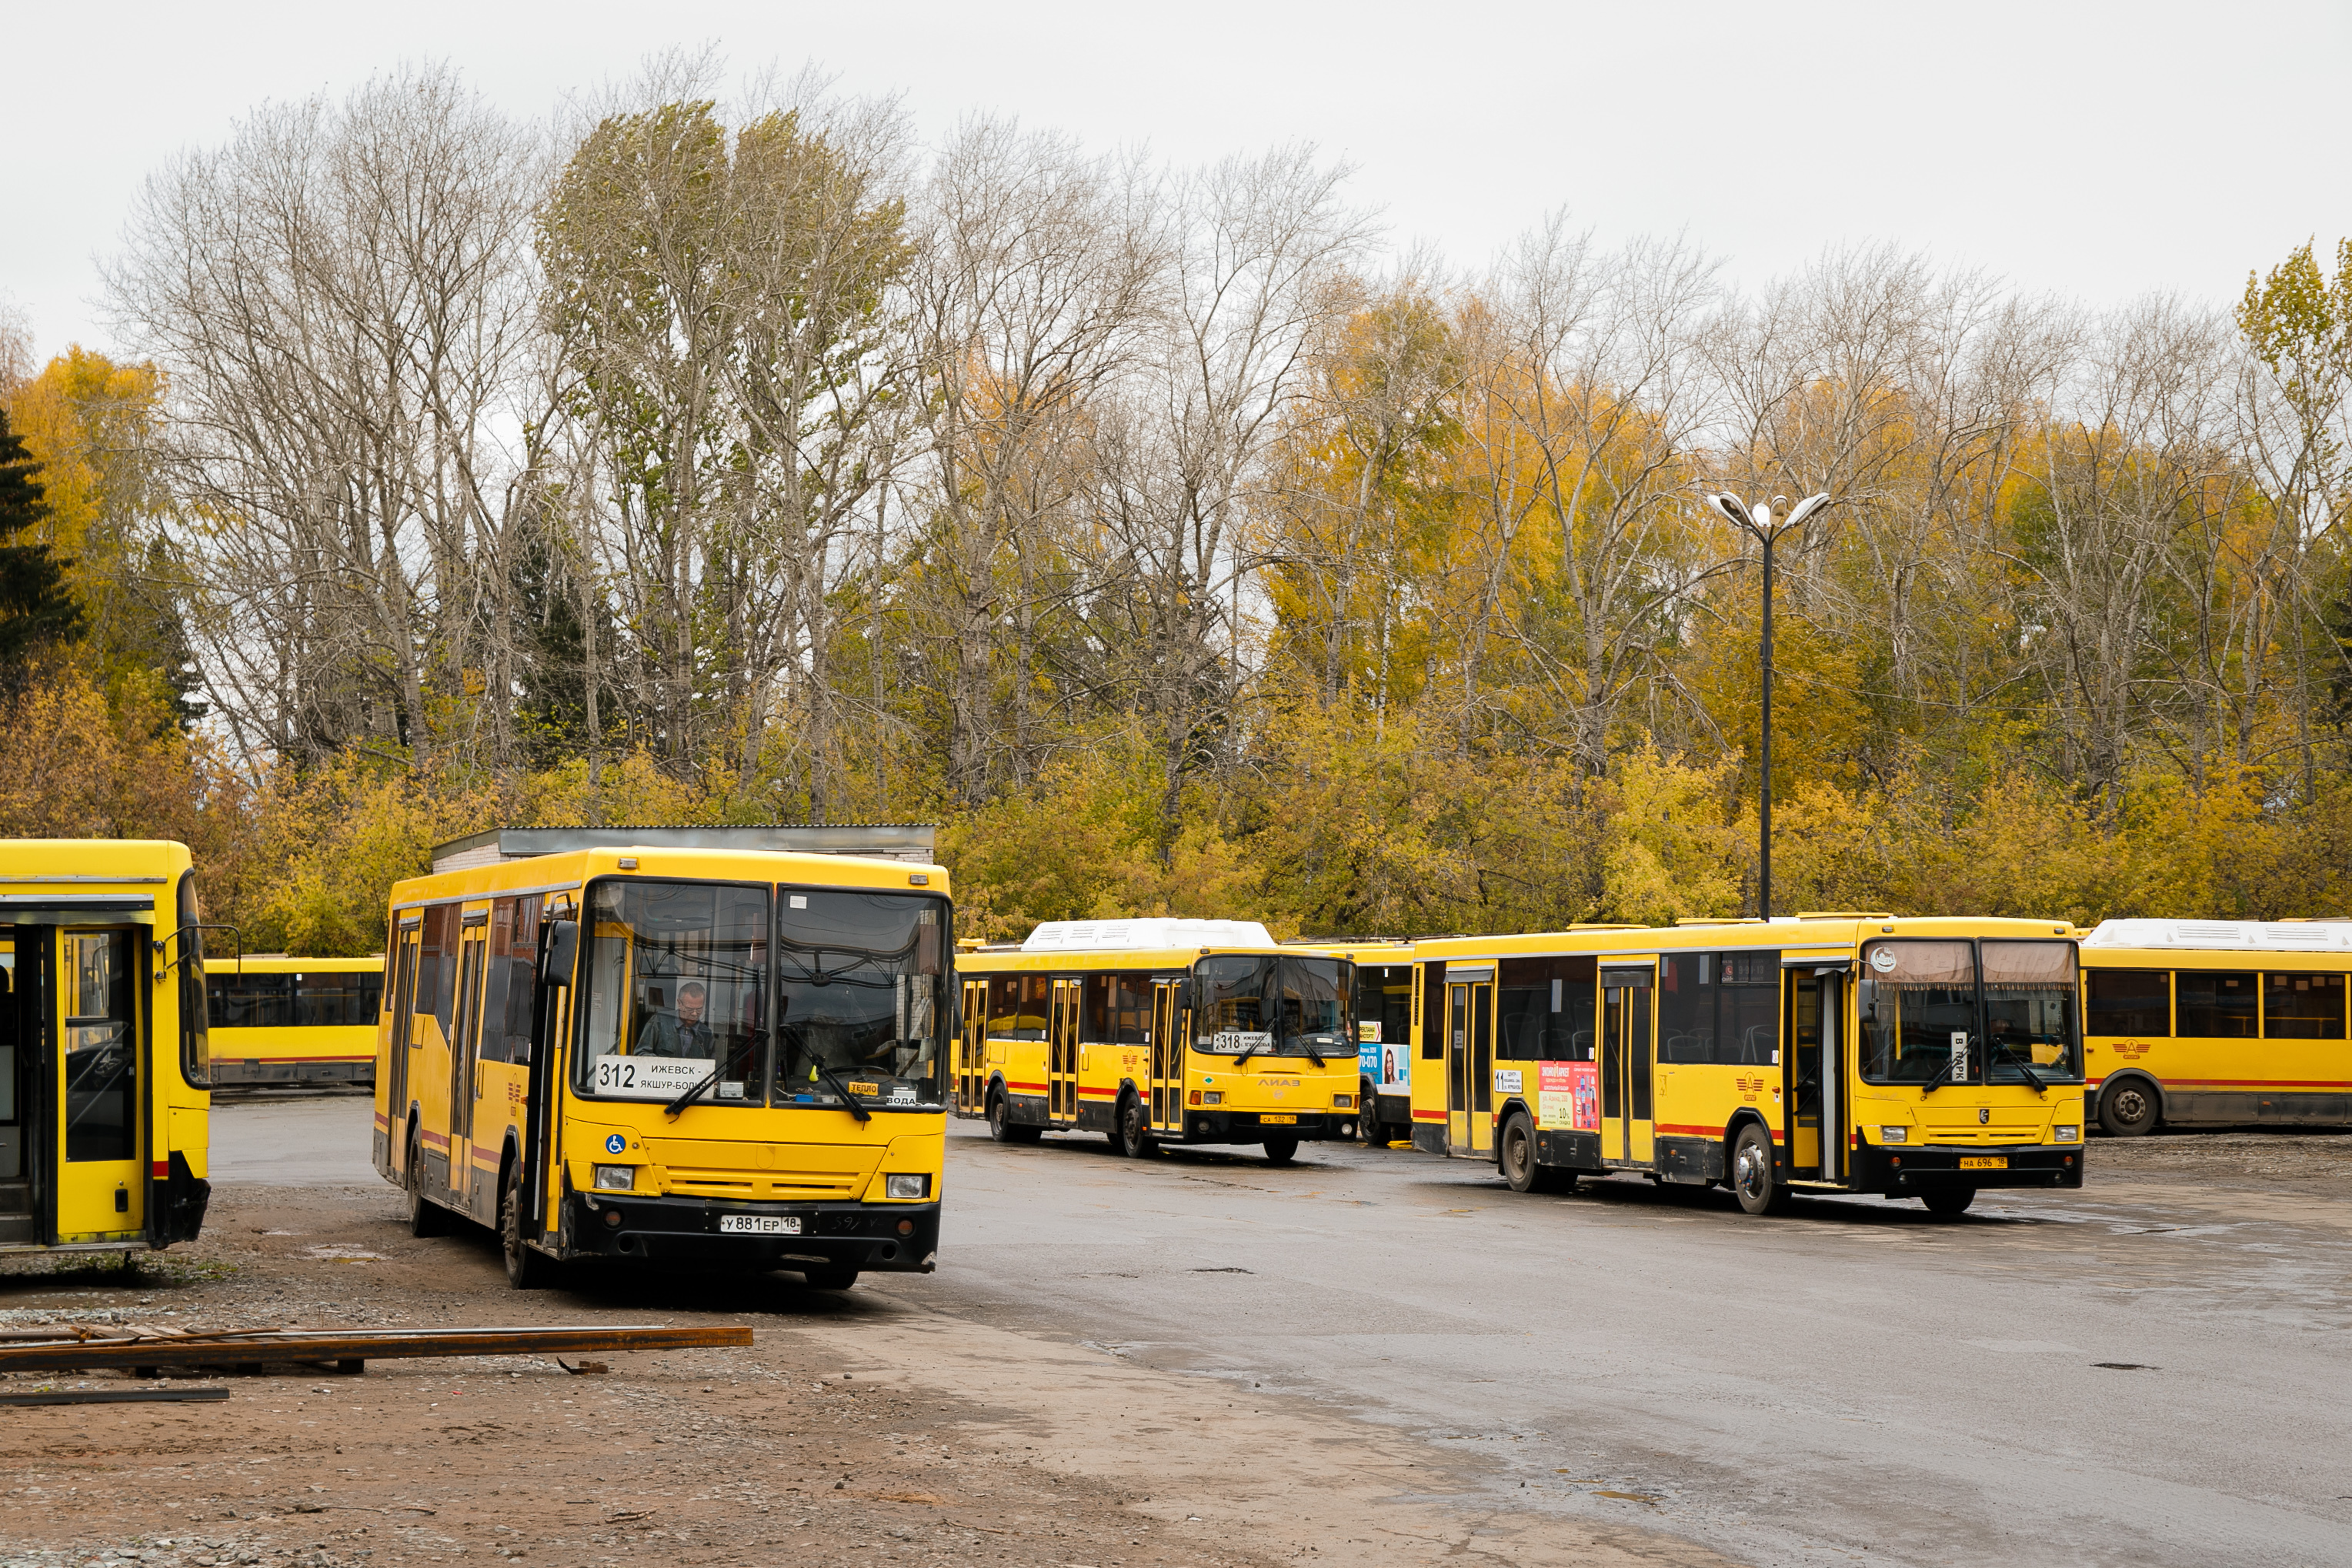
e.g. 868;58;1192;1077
1333;1093;1353;1108
592;1165;635;1191
1879;1126;1908;1144
2053;1126;2080;1143
1199;1091;1222;1106
886;1173;930;1200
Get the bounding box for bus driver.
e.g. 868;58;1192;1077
641;981;716;1059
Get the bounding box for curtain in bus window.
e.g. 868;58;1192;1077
64;930;136;1163
2176;972;2259;1039
2086;969;2169;1036
2264;972;2346;1039
1981;940;2081;1081
1858;940;1977;1084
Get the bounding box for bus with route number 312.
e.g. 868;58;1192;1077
374;825;953;1289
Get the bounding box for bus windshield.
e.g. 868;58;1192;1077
774;891;948;1109
576;880;771;1103
1193;956;1353;1058
1858;939;2082;1086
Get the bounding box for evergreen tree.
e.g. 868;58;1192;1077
0;407;86;670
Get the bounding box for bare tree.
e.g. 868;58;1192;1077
107;64;544;769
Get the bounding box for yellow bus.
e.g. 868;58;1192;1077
0;839;212;1256
953;919;1363;1164
2079;919;2352;1135
208;956;383;1086
375;826;952;1290
1409;914;2087;1216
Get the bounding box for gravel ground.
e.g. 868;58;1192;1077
2090;1127;2352;1191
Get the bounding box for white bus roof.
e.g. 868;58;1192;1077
1022;918;1276;952
2080;918;2352;953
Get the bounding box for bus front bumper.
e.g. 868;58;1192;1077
1181;1110;1351;1143
1851;1143;2083;1195
565;1192;940;1273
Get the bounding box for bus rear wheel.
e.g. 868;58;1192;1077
1263;1136;1299;1166
2099;1079;2160;1137
1730;1124;1787;1216
1921;1186;1977;1216
501;1159;556;1290
1118;1094;1157;1159
801;1263;859;1290
1358;1083;1382;1144
1501;1113;1543;1193
405;1128;445;1237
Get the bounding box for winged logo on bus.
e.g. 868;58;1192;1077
1978;1107;1990;1125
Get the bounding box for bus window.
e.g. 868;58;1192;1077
776;890;948;1103
64;931;137;1163
1982;941;2080;1081
1195;956;1271;1045
575;880;770;1102
177;872;210;1089
421;905;459;1043
1859;940;1977;1084
988;975;1049;1039
1086;973;1151;1044
2177;972;2258;1039
2264;972;2346;1039
1275;958;1350;1058
1499;956;1596;1060
2086;969;2169;1036
1658;952;1777;1065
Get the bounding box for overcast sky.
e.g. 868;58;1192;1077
7;0;2348;359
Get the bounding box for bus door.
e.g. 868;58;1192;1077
1149;979;1184;1134
0;930;27;1246
54;928;145;1238
1787;964;1847;1182
388;918;421;1173
1600;962;1656;1165
447;912;489;1206
1048;977;1080;1123
1445;966;1494;1156
957;980;987;1113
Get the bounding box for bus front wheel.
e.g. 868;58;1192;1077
1263;1136;1299;1166
1921;1186;1977;1217
2099;1079;2160;1138
1358;1082;1381;1144
405;1128;446;1238
1730;1124;1786;1216
501;1160;555;1289
987;1089;1041;1145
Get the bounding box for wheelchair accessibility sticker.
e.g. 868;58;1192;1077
605;1133;628;1154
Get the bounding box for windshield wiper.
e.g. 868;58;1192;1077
812;1064;873;1123
663;1067;719;1119
2007;1059;2049;1095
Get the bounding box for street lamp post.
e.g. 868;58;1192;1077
1703;490;1830;921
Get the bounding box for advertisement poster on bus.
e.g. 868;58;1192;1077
1539;1061;1598;1130
1359;1021;1409;1093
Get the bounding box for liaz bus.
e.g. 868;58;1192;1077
375;826;952;1290
1408;914;2087;1216
952;919;1362;1164
0;839;212;1257
208;956;384;1086
2079;919;2352;1135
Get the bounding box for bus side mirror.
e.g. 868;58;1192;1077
544;920;579;988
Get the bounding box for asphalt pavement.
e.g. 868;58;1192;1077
211;1096;2352;1567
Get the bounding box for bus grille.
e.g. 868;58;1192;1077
664;1169;863;1199
1921;1126;2043;1146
